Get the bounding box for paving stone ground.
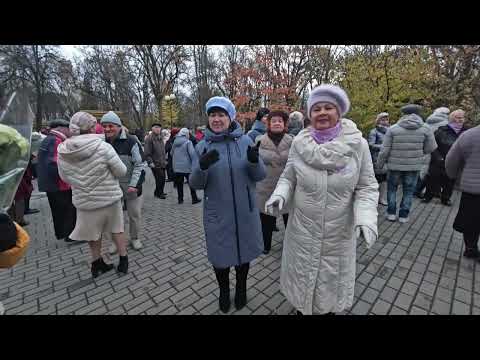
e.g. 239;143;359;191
1;171;479;315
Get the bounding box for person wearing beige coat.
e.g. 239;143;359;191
255;110;293;254
265;85;379;315
57;112;129;278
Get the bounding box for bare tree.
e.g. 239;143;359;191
0;45;63;130
131;45;189;122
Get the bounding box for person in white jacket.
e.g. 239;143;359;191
265;84;379;315
57;112;129;278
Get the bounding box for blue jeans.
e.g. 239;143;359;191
387;170;419;218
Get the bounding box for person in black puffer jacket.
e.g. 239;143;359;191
423;109;468;206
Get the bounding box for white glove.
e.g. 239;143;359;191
149;163;155;168
355;225;377;249
265;195;285;215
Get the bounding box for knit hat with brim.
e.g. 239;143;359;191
307;84;350;118
205;96;236;121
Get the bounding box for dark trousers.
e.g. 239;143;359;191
24;195;31;212
260;213;289;252
464;231;480;251
166;158;174;181
174;173;198;202
424;173;455;202
151;167;166;196
13;199;25;224
213;262;250;293
46;190;77;240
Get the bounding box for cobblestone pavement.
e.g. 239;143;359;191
1;172;479;315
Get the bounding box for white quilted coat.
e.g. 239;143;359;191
57;134;127;210
272;119;379;314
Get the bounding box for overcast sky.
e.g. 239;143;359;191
60;45;81;60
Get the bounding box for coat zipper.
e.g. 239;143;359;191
227;141;242;265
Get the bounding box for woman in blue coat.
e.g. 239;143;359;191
190;96;266;313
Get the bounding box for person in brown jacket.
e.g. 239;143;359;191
255;110;294;254
144;123;167;199
446;124;480;261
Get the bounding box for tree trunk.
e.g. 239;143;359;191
35;91;43;131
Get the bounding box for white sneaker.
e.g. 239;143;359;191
387;214;397;222
131;239;143;250
108;243;117;255
398;217;409;223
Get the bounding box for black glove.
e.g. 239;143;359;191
247;142;261;163
199;148;220;170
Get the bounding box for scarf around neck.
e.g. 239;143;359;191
309;121;342;144
448;122;463;134
267;131;285;147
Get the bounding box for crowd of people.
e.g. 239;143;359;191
3;83;480;316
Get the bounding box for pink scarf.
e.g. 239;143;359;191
310;121;342;144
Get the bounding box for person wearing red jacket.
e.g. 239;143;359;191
12;159;34;226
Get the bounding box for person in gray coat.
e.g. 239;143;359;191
368;112;390;205
377;104;437;223
144;123;167;199
446;124;480;261
172;128;200;204
190;96;266;313
287;111;304;136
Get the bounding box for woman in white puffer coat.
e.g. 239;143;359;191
57;112;129;278
265;85;379;315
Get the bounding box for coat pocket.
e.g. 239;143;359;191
246;186;253;212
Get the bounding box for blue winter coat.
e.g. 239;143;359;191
172;135;195;174
367;126;387;167
190;122;267;268
247;120;267;143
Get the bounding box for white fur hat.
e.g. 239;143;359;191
178;127;190;137
376;112;389;122
307;84;350;117
433;107;450;115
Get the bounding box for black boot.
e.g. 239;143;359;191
117;255;129;274
463;232;480;259
234;263;249;310
91;257;114;278
214;267;230;313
